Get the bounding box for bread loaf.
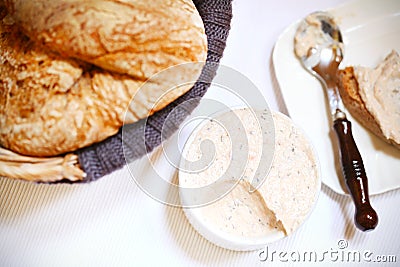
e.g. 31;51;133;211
337;51;400;149
0;0;207;156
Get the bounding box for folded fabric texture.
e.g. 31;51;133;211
77;0;233;181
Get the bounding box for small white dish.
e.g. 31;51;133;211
178;109;321;251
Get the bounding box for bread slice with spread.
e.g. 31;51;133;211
337;50;400;149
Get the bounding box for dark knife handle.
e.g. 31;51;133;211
333;116;378;231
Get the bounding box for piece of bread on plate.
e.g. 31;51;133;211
337;50;400;150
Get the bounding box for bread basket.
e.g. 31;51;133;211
0;0;233;183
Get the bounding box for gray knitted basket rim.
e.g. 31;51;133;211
76;0;233;182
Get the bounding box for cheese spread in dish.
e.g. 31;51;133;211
353;50;400;145
258;112;320;235
180;108;320;243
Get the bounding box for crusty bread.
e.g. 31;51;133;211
337;67;400;149
0;0;207;157
3;0;207;79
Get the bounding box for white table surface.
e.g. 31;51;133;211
1;0;399;266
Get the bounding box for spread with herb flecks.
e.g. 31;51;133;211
180;109;320;238
353;50;400;145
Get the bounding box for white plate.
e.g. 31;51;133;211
272;0;400;195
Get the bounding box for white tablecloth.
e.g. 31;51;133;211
1;0;399;266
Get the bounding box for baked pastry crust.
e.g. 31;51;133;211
0;0;207;156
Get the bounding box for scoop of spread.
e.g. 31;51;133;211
294;12;343;60
354;50;400;145
294;14;329;58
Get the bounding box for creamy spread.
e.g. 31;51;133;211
180;108;320;239
294;12;342;59
258;112;320;235
199;179;282;237
354;50;400;144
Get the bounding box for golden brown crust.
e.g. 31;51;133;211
4;0;207;78
0;0;207;156
337;67;400;149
